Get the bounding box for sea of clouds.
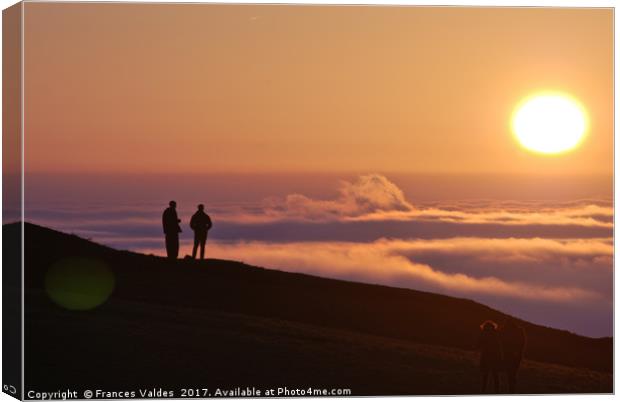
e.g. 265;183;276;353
23;174;613;337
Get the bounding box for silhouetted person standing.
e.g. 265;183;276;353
162;201;182;259
499;319;526;393
190;204;212;260
476;320;502;393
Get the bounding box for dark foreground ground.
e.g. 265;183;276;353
8;223;612;396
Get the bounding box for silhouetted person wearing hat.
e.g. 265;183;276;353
477;320;502;393
190;204;212;260
162;201;182;259
499;319;526;393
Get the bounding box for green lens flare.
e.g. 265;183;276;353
45;257;115;310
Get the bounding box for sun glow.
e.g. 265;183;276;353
511;92;588;155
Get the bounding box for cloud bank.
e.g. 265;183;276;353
259;174;612;228
199;238;612;337
25;173;613;336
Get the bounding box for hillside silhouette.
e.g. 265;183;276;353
9;222;611;395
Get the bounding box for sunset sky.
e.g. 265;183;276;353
24;4;612;175
19;4;613;337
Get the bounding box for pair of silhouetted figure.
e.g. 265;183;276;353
476;319;526;394
162;201;213;260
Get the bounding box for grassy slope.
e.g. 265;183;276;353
9;223;611;394
26;293;611;395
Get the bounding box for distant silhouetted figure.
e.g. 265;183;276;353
476;320;502;393
190;204;212;260
162;201;182;259
499;319;526;393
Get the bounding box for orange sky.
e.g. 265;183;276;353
24;4;612;175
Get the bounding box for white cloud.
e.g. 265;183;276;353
263;174;414;220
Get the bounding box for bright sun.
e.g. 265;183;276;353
511;92;588;155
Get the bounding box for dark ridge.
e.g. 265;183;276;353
10;222;611;394
12;222;611;373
